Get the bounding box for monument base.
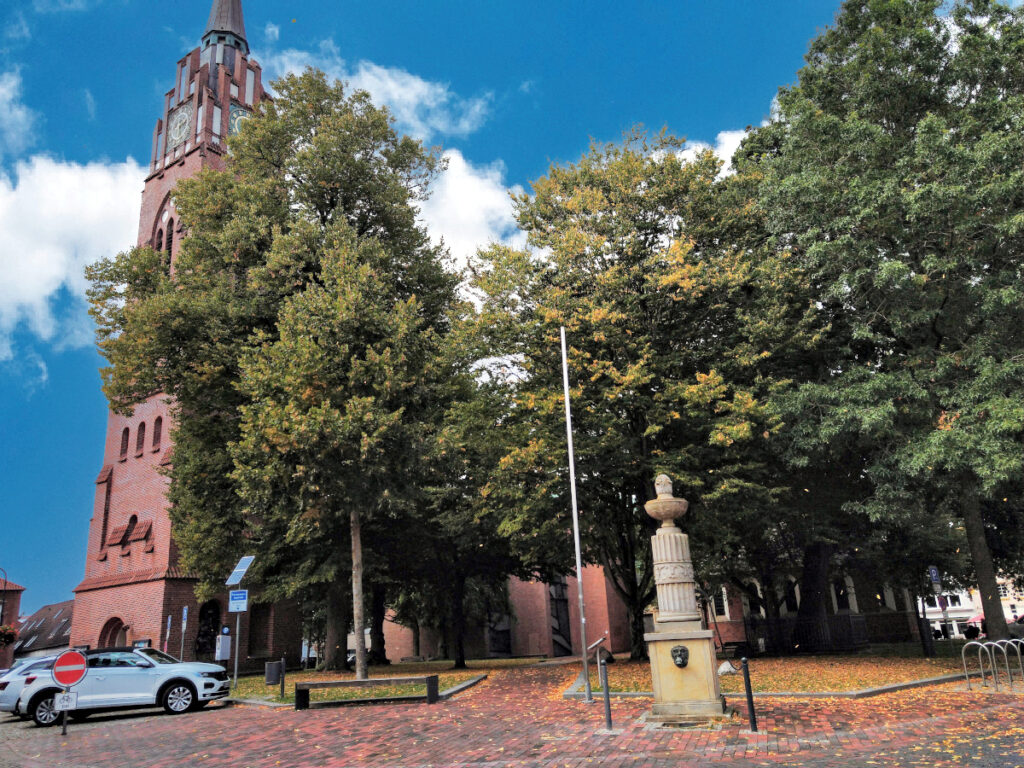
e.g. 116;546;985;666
645;626;727;723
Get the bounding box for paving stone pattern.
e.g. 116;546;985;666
2;666;1023;767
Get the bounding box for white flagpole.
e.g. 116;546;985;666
560;326;592;702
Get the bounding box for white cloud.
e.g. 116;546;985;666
0;70;37;159
4;11;30;40
681;128;748;175
0;156;144;359
264;22;280;42
259;40;492;142
418;149;525;272
0;346;49;394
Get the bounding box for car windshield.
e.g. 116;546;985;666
22;659;54;674
137;648;180;665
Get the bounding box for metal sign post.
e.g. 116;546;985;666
52;650;87;737
180;606;188;661
226;556;255;691
560;327;592;702
928;566;950;647
228;589;248;690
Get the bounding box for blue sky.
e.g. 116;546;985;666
0;0;843;615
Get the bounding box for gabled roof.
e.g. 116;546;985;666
12;599;73;656
205;0;247;44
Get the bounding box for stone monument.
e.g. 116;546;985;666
644;474;727;722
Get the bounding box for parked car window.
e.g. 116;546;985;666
138;648;179;665
111;651;149;667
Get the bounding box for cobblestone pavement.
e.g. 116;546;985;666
2;666;1023;768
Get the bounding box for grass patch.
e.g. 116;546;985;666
232;657;531;704
589;652;965;694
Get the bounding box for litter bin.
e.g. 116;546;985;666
265;659;283;685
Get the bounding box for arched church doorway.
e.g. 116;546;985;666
195;599;221;659
99;617;128;648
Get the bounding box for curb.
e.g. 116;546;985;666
439;674;488;700
225;673;489;709
562;670;983;700
224;697;292;709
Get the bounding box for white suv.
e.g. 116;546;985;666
0;657;56;717
19;647;230;726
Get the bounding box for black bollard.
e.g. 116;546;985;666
741;657;757;733
598;654;612;730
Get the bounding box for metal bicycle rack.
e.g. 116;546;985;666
962;639;1024;691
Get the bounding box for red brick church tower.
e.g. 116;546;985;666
69;0;299;665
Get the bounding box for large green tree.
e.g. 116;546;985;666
472;132;809;657
85;70;453;666
744;0;1024;639
231;230;457;678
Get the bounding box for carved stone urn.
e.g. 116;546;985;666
644;474;689;526
642;474;727;722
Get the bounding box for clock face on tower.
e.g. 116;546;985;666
167;103;194;148
229;104;252;136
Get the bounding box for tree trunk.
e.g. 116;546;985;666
412;618;421;658
795;542;833;652
600;526;652;660
368;582;390;665
323;579;350;670
912;590;935;658
450;573;467;669
351;506;368;679
962;485;1008;641
627;601;648;660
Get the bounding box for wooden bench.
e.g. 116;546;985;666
294;675;439;710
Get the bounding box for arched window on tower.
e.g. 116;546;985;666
166;219;174;257
155;229;164;252
120;427;130;461
135;422;146;456
152;416;163;451
121;515;137;546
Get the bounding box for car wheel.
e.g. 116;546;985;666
161;682;196;714
30;693;61;727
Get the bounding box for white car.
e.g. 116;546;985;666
18;647;229;727
0;657;56;717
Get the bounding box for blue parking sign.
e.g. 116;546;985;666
229;590;248;613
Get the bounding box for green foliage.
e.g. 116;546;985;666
85;70;460;640
743;0;1024;635
471;130;807;656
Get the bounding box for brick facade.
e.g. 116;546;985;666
0;581;24;670
68;2;300;671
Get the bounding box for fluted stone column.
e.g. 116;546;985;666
651;525;702;624
643;474;726;722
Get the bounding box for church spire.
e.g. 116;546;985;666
202;0;248;55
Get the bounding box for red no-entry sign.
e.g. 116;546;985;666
52;650;88;688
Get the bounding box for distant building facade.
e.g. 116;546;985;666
12;600;73;661
0;579;25;669
919;577;1024;638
